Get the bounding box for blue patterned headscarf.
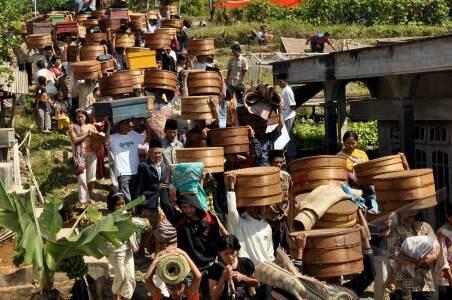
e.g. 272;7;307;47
171;162;208;211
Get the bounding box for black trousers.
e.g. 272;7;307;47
438;286;452;300
411;292;434;300
311;42;325;53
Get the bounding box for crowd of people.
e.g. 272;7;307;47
10;1;452;300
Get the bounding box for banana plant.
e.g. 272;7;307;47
0;180;146;298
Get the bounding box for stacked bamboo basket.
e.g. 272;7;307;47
208;127;250;155
225;167;282;207
176;147;225;173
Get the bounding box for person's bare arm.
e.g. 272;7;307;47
232;271;259;287
209;265;232;300
326;39;336;51
173;249;202;293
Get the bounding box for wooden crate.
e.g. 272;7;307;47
93;97;150;124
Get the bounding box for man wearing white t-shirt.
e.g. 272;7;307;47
277;73;297;158
105;119;146;201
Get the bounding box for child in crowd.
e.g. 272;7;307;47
146;247;202;300
107;191;136;300
54;90;71;134
208;235;260;300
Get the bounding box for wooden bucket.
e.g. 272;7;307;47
290;155;347;195
225;166;282;207
187;71;222;96
354;154;405;186
187;38;215;56
26;34;52;49
208;126;250;154
144;69;177;92
80;44;107;61
373;169;437;212
289;227;363;278
71;61;101;80
181;96;216;120
315;200;358;229
144;32;172;50
115;33;135;48
176;147;224;173
99;72;133;97
86;32;108;43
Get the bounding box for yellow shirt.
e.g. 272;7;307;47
337;148;369;172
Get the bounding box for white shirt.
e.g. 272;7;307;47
36;69;57;95
226;191;275;265
109;132;146;177
281;85;296;120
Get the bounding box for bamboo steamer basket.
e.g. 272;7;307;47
129;20;147;31
181;96;217;120
100;60;115;75
187;39;215;56
83;18;99;30
187;71;222;96
155;28;177;39
208;126;250;155
144;69;177;92
130;13;146;21
354;154;405;186
290;155;347;195
120;69;144;89
80;44;107;61
315;200;358;229
92;9;107;18
26;34;52;49
226;167;282;207
99;72;133;97
145;10;159;20
161;19;183;31
71;61;101;80
86;32;108;43
160;5;178;17
76;14;89;24
176;147;224;173
289;227;363;278
115;33;135;48
99;18;122;31
144;33;172;50
373;169;437;212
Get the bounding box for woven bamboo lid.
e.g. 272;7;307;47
290;155;346;171
354;154;403;172
323;200;358;217
373;168;433;182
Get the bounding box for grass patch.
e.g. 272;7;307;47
192;21;452;48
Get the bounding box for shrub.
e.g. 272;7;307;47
240;0;450;25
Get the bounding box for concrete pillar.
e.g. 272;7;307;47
324;80;345;154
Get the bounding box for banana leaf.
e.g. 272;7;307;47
46;196;146;270
39;196;63;241
0;180;44;270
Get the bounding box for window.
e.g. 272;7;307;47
429;127;449;145
415;149;427;168
414;127;426;144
